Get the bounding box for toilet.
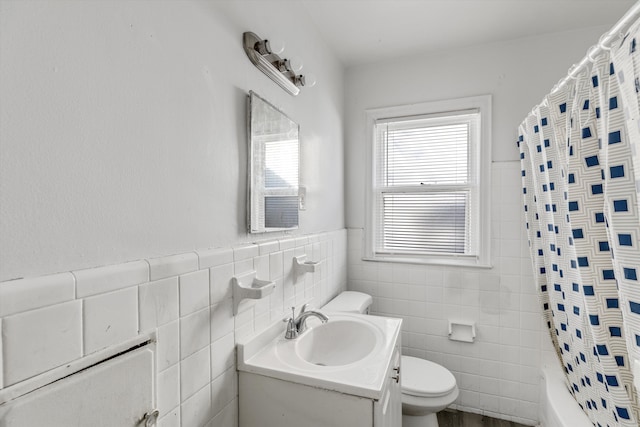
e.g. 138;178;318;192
322;291;459;427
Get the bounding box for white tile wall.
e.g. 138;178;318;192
0;273;76;317
73;260;148;298
0;229;347;427
206;400;237;427
347;162;543;426
210;300;234;343
180;307;210;359
0;319;3;389
210;332;234;379
210;262;233;305
179;270;209;316
2;300;82;386
196;248;233;270
148;253;199;282
211;368;236;415
158;363;181;417
83;287;138;354
158;407;180;427
139;277;179;332
180;346;211;401
181;383;212;427
157;320;180;372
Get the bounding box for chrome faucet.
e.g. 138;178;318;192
284;304;329;339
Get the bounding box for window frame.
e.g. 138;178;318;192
364;95;492;267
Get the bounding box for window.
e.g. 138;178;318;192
364;95;491;267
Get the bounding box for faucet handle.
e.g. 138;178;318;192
284;307;298;339
284;318;298;339
282;307;296;322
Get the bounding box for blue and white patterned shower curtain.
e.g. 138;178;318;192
518;22;640;427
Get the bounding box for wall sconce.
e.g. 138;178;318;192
243;32;316;96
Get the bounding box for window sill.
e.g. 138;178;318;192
362;254;492;269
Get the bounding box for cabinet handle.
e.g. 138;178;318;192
392;374;400;383
393;366;400;374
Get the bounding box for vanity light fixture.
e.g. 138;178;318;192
243;31;316;96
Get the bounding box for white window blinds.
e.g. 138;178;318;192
373;110;481;257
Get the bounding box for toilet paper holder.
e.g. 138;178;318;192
448;320;476;343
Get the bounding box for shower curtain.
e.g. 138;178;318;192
518;21;640;427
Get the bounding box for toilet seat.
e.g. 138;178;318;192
401;356;457;398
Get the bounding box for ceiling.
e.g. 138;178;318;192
299;0;638;66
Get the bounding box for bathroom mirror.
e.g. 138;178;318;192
247;91;300;233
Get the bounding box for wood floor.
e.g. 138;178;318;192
436;410;532;427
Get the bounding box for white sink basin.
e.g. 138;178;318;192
237;312;402;399
296;319;377;366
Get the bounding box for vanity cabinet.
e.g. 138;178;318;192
238;336;402;427
374;345;402;427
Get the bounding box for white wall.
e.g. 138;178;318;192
0;2;346;426
344;26;613;425
0;0;345;282
345;25;610;227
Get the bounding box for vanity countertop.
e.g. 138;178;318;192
236;312;402;400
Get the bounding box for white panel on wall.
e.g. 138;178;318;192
0;346;154;427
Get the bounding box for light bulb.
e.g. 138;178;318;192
288;57;303;73
266;37;285;55
302;73;317;88
254;37;285;55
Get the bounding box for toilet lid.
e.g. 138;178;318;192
401;356;457;398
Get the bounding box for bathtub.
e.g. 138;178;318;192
539;364;591;427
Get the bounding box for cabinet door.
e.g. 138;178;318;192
374;348;402;427
239;372;373;427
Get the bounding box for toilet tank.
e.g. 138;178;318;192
322;291;372;314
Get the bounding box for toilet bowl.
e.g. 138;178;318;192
322;291;459;427
401;355;459;427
